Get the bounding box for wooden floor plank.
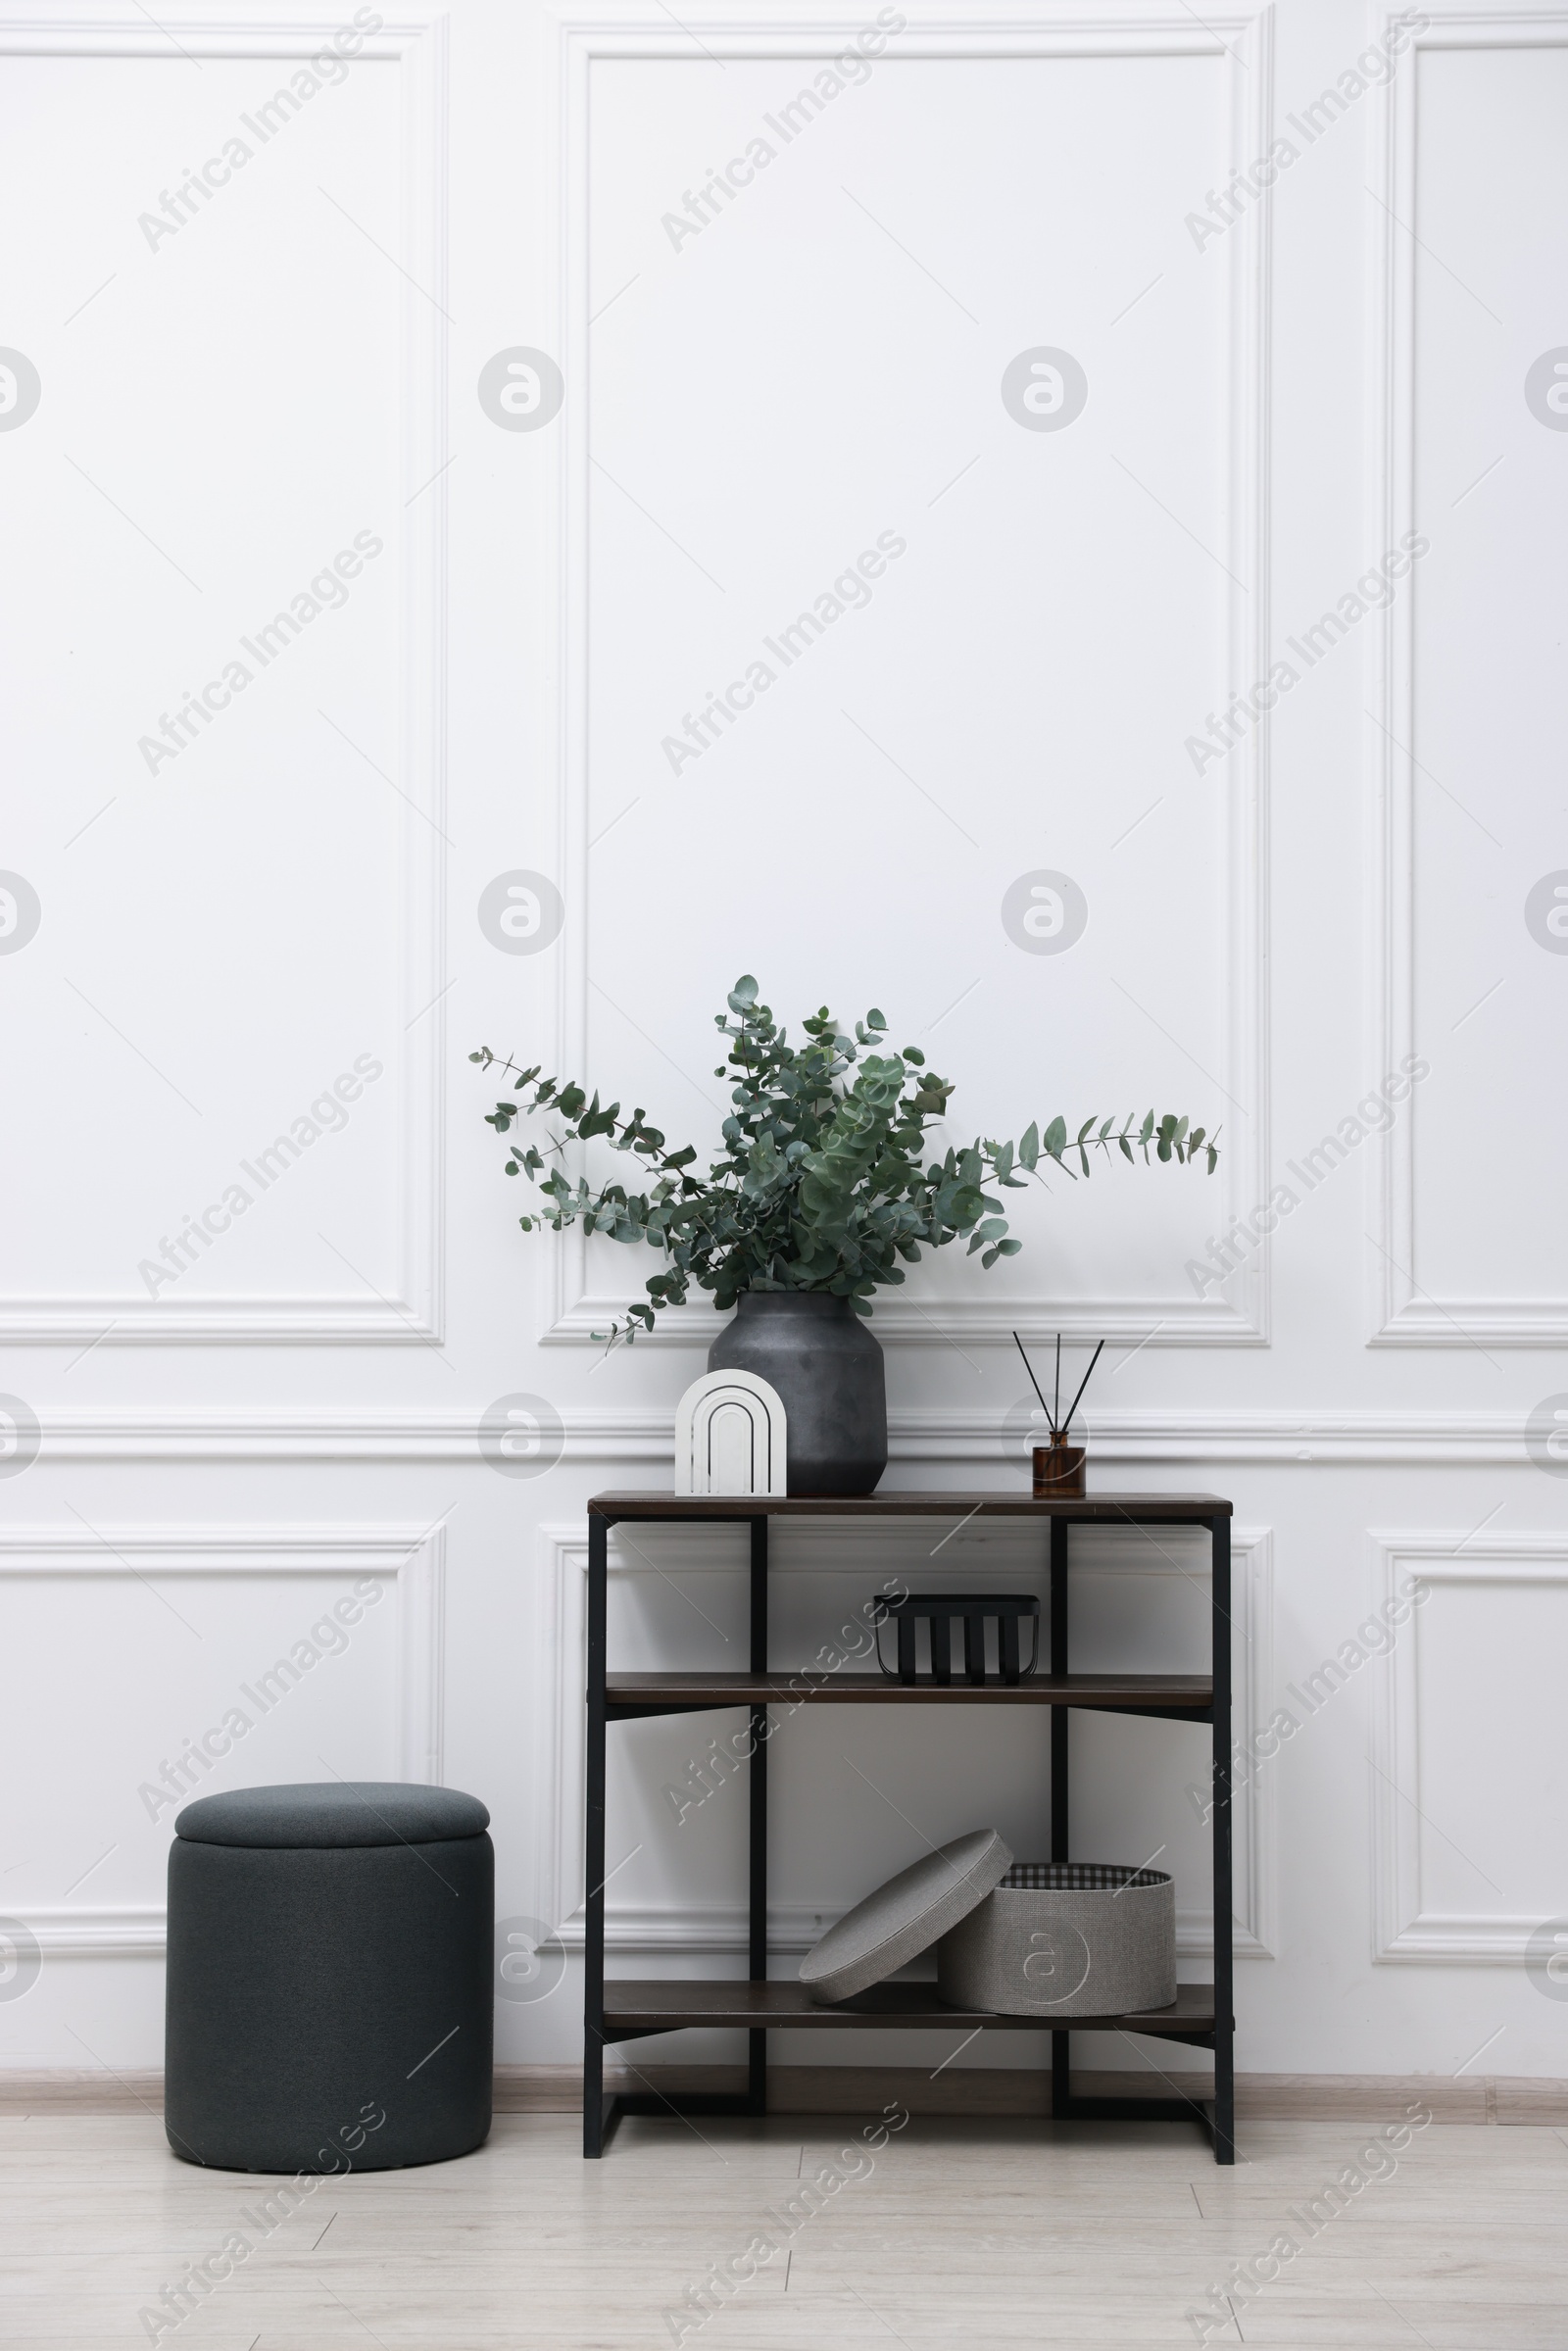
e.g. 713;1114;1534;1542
1;2111;1564;2349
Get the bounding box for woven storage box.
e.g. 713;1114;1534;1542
936;1861;1175;2018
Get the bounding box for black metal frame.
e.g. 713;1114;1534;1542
582;1502;1234;2162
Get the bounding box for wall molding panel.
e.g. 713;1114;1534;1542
1371;1529;1566;1963
538;1516;1275;1965
546;4;1275;1351
1;1523;446;1957
0;12;448;1347
1367;3;1568;1347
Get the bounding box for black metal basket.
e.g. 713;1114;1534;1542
873;1591;1040;1686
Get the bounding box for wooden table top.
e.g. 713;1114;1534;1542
588;1490;1231;1520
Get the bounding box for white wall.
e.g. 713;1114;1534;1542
2;0;1565;2084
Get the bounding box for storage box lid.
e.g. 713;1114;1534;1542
800;1827;1012;2003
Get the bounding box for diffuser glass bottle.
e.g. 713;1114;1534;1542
1013;1332;1102;1498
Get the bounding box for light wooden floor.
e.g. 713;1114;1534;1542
4;2107;1567;2347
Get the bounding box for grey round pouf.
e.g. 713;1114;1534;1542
166;1783;494;2175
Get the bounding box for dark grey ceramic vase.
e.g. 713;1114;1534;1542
708;1293;887;1496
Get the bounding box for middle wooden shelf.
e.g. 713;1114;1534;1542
606;1670;1213;1721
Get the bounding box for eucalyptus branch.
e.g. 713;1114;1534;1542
469;979;1217;1346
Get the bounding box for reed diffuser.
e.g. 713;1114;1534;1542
1012;1331;1104;1497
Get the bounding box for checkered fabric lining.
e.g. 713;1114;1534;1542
1001;1862;1171;1890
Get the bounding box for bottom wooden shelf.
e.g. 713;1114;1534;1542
601;1979;1218;2043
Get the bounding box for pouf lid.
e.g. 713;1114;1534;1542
801;1827;1012;2003
174;1782;490;1848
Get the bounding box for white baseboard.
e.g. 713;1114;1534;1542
7;2065;1565;2125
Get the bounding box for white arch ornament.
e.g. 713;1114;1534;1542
673;1371;788;1496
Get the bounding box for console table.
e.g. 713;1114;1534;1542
582;1492;1235;2161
